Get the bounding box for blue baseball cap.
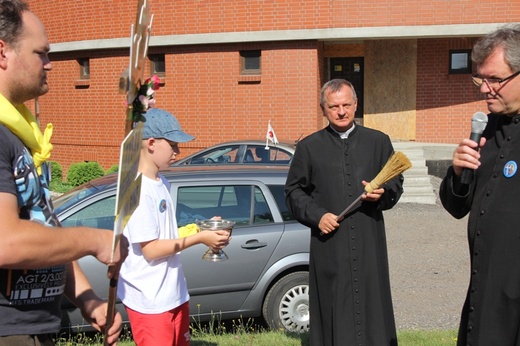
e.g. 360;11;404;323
142;108;195;143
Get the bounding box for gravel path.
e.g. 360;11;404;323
385;176;469;331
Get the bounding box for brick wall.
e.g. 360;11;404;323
30;0;520;43
37;50;130;171
39;41;321;173
416;38;487;143
24;0;520;174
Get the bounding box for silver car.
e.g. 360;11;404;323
172;140;295;165
54;166;310;333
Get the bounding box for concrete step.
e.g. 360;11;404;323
405;166;429;175
398;194;437;204
392;143;437;204
402;176;432;186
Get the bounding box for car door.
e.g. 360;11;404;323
170;181;284;318
56;190;123;329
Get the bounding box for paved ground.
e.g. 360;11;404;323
385;176;469;331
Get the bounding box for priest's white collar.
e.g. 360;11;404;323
330;123;356;139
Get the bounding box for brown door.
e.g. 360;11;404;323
329;57;364;120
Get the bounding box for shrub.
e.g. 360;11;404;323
67;161;105;187
47;161;72;193
49;161;63;182
106;164;119;174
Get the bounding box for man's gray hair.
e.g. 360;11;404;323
472;23;520;71
320;79;357;106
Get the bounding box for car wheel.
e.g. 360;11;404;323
262;271;309;333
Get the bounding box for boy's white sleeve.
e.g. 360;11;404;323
125;190;159;243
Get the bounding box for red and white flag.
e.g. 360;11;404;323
266;120;279;148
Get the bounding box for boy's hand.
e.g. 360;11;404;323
202;229;230;251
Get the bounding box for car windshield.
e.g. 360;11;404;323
53;182;105;214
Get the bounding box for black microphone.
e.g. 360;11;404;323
460;111;488;185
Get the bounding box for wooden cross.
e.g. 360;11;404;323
119;0;154;135
105;1;153;344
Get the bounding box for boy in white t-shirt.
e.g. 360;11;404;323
117;108;230;346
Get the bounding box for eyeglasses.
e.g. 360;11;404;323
472;70;520;88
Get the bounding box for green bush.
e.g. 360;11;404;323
106;164;119;174
47;161;73;193
67;161;105;187
49;161;63;181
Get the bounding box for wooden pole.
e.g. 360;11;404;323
104;0;151;344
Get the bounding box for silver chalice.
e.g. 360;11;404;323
196;219;235;262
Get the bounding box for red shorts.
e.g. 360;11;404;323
126;301;190;346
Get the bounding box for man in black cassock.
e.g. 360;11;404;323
440;24;520;346
285;79;402;346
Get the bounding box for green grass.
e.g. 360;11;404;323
56;316;458;345
54;329;458;346
398;329;457;345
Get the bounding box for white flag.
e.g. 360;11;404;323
266;120;279;146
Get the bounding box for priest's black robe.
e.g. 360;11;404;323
285;125;402;346
440;113;520;346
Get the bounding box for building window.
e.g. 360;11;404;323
240;50;261;75
78;58;90;79
149;54;165;77
449;50;472;74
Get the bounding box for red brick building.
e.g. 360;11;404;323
26;0;520;172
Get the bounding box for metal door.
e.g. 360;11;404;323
329;57;364;120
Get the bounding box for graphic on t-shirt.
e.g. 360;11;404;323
2;147;66;307
8;266;66;306
14;148;57;225
159;199;167;213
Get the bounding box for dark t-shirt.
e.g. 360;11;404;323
0;124;66;335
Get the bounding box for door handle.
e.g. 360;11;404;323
241;239;267;249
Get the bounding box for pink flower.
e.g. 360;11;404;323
144;75;160;91
150;75;161;90
129;75;161;123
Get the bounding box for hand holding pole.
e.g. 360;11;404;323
320;151;412;236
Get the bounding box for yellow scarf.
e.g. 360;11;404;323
0;93;53;174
